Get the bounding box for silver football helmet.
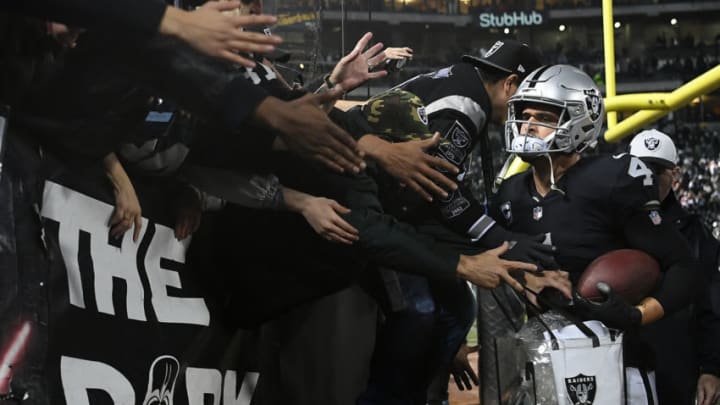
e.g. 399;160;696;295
505;64;604;157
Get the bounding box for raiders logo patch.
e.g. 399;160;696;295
565;374;596;405
417;106;428;125
448;121;471;147
644;137;660;151
439;143;466;165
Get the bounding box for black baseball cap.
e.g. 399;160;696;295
462;40;542;79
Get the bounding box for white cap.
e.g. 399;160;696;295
629;129;679;168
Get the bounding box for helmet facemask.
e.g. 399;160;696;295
506;100;569;158
504;65;605;160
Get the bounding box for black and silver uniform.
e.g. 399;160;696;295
394;61;497;240
490;153;695;314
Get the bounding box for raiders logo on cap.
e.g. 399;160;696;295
484;41;504;58
644;137;660;151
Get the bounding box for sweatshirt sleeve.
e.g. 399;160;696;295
330;171;460;280
3;0;166;37
109;34;270;131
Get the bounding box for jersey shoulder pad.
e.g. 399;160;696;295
496;169;532;199
604;153;661;210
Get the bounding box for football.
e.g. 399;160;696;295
576;249;661;304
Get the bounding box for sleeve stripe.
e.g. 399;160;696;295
424;95;486;131
468;215;496;241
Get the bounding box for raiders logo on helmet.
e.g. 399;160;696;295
644;137;660;151
584;90;602;121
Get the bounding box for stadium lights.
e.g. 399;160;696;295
614;21;621;29
559;24;566;32
670;18;678;25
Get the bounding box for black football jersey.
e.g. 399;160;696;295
490;153;662;279
393;62;497;240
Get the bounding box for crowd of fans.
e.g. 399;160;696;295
1;2;719;404
322;0;709;15
672;125;720;238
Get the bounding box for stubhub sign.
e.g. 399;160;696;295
478;11;544;28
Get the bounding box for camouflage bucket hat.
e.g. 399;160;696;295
361;89;433;142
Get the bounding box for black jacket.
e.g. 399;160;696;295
663;193;720;376
10;31;269;162
2;0;166;37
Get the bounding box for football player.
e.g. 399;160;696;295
490;64;697;403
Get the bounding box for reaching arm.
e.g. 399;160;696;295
282;186;359;245
159;3;282;68
359;133;459;201
103;152;142;242
100;34;364;173
2;0;282;67
321;170;537;284
624;209;697;320
2;0;166;36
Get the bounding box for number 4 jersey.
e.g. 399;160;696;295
490;153;662;279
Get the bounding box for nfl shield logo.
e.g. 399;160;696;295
532;206;543;221
565;373;597;405
649;210;662;225
500;201;512;222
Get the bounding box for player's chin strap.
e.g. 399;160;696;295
544;153;566;196
492;153;517;194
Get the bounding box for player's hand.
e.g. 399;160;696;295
572;282;642;330
160;2;282;68
256;93;365;174
329;32;388;92
457;242;538;290
501;233;558;270
366;132;459;201
450;343;479;391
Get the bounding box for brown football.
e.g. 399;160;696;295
577;249;661;304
